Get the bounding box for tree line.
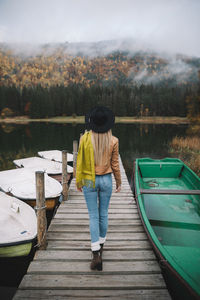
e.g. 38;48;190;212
0;83;194;118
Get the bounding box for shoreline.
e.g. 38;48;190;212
0;116;189;125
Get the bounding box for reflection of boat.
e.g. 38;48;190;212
13;156;73;183
134;158;200;299
0;192;37;257
0;168;62;210
38;150;73;163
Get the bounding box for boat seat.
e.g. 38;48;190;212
150;219;200;231
138;162;184;178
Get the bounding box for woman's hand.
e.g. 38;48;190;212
77;187;82;192
115;185;121;193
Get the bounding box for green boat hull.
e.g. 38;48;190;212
134;158;200;300
0;242;32;257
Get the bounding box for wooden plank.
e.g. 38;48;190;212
56;208;138;213
65;199;136;204
53;214;140;220
18;274;167;289
46;240;152;250
47;232;147;240
50;218;141;225
28;260;161;274
14;288;171;299
35;250;156;261
61;203;137;208
140;188;200;195
68;192;134;197
48;224;144;233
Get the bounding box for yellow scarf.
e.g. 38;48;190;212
76;131;95;189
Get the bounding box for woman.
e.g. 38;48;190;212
76;106;121;271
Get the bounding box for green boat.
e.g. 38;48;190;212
134;158;200;300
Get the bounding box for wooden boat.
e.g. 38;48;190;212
0;192;37;257
0;168;62;210
38;150;73;163
13;156;73;183
134;158;200;300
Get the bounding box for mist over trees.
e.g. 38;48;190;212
0;42;200;119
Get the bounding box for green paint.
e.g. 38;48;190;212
135;158;200;298
0;243;32;257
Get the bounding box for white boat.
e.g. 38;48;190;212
0;168;62;210
0;192;37;257
38;150;73;163
13;156;73;174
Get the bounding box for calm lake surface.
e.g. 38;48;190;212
0;122;188;299
0;122;188;176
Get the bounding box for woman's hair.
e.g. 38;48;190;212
91;130;112;165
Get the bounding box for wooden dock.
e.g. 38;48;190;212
14;159;171;299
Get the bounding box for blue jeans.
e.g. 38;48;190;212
83;173;112;251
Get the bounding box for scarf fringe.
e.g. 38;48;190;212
76;179;95;189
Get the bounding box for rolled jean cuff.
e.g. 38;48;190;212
99;236;106;244
91;241;100;252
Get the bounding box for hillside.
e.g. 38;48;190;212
0;41;200;88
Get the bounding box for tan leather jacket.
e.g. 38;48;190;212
95;135;121;188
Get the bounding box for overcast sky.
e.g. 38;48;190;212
0;0;200;56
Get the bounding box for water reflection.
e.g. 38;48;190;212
0;122;188;179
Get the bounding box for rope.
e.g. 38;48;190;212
34;205;46;211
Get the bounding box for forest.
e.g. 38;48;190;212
0;83;192;118
0;43;200;119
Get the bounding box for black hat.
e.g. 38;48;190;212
85;106;115;133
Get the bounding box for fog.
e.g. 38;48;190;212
0;0;200;57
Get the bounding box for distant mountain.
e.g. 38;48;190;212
0;40;200;88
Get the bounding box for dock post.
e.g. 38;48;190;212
35;171;47;250
62;150;68;201
73;140;78;178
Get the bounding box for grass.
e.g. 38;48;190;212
0;115;189;124
170;136;200;176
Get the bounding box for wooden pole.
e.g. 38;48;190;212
35;171;47;250
73;140;78;178
62;150;68;201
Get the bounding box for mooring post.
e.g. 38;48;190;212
73;140;78;178
35;171;47;250
62;150;68;201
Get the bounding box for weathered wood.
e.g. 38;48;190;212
66;198;136;203
68;191;134;196
14;289;171;299
73;140;78;178
48;224;144;233
46;239;152;250
19;274;167;289
35;171;47;250
35;250;156;261
61;203;137;208
50;218;141;225
47;232;147;240
28;260;161;274
54;213;140;220
56;208;138;214
62;150;68;201
140;188;200;195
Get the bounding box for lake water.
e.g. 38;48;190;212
0;122;188;175
0;122;188;299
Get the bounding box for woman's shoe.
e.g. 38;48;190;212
100;243;104;259
90;250;102;271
